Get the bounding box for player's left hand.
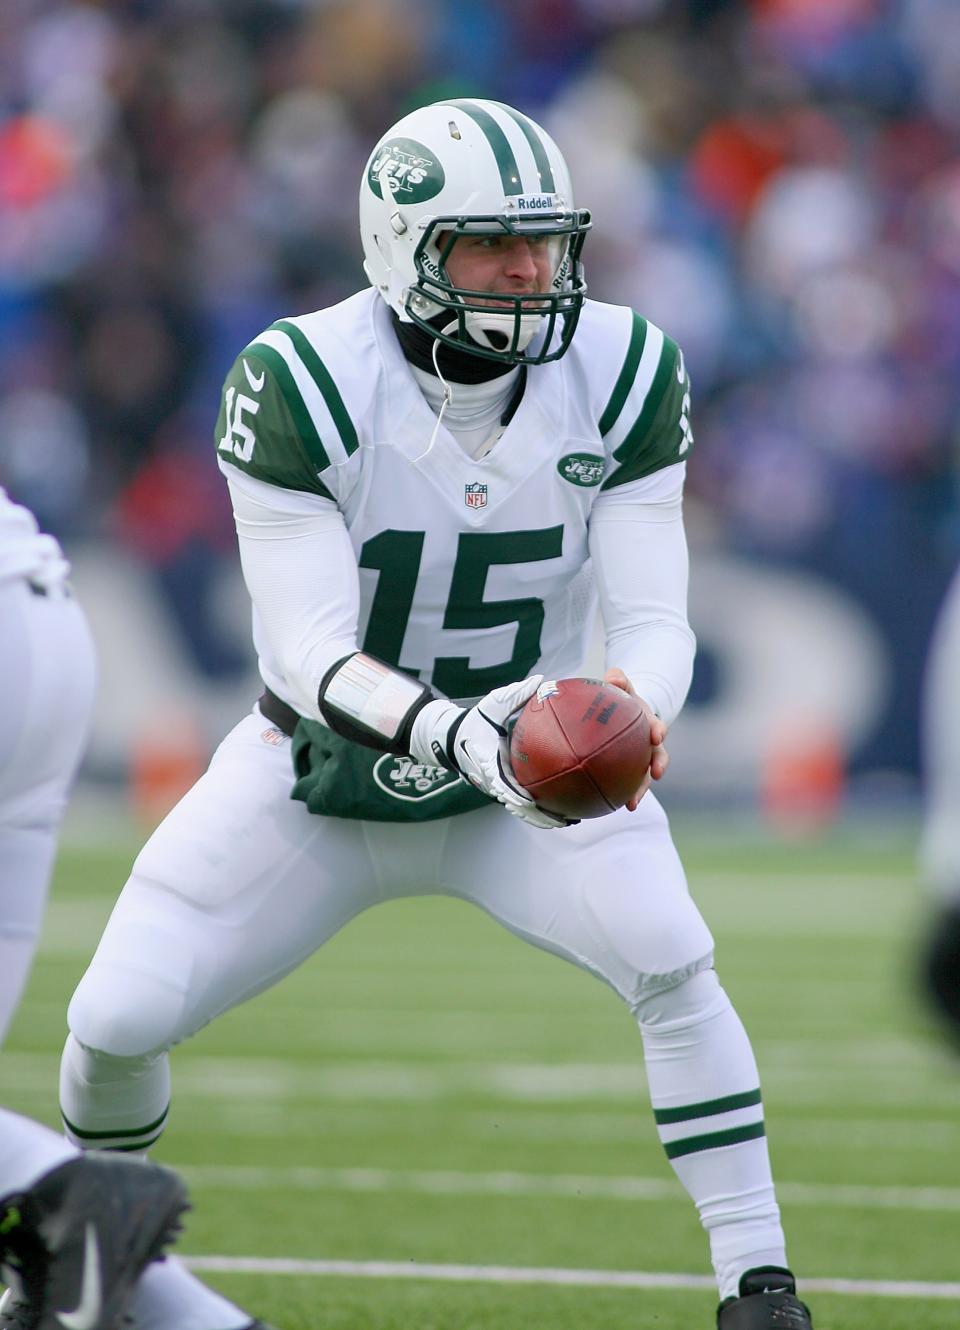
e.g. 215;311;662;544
409;676;575;828
452;676;575;829
604;667;668;811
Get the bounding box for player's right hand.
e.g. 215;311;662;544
409;677;575;829
604;667;669;810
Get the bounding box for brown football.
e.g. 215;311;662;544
509;677;653;820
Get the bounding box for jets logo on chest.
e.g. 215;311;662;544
464;482;488;509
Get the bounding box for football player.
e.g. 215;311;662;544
58;99;814;1329
919;565;960;1042
0;489;271;1330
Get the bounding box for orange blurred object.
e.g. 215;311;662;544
0;115;73;208
761;723;845;836
689;117;788;223
129;709;208;828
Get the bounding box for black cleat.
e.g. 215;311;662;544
0;1152;189;1330
717;1267;813;1328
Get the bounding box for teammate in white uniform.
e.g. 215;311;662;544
58;100;815;1329
0;489;193;1330
919;565;960;1040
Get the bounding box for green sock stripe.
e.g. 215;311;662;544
112;1134;165;1153
653;1087;762;1126
444;100;523;196
664;1120;766;1160
599;311;647;437
271;320;359;457
61;1106;168;1141
490;102;556;192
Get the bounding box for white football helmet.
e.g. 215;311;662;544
360;98;591;365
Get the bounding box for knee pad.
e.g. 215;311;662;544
634;966;728;1031
68;962;187;1059
60;1032;166;1094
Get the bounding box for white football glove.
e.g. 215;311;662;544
409;675;575;830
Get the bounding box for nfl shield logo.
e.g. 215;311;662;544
464;482;488;509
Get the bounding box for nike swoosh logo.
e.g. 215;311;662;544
675;349;686;384
57;1223;102;1330
243;359;265;393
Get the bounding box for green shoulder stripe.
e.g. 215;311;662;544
246;341;330;473
601;336;694;490
215;349;335;499
599;312;647;437
611;333;678;463
271;320;359;458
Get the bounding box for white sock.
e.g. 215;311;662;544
129;1255;252;1330
636;969;787;1300
59;1033;171;1151
0;1109;77;1197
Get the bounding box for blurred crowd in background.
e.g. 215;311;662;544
2;0;958;782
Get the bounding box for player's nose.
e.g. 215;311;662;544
502;238;539;281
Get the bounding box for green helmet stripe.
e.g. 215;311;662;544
599;311;648;436
247;341;331;473
490;102;556;193
444;99;524;196
272;320;359;457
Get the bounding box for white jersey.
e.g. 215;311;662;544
0;488;70;590
217;288;693;693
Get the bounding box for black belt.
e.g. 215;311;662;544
258;687;301;738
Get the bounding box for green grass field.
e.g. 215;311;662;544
5;818;958;1330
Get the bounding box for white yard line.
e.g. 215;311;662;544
180;1164;960;1212
9;1048;956;1106
182;1255;960;1300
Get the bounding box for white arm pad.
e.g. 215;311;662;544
588;463;696;726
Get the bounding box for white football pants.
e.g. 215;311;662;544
66;707;714;1063
61;710;792;1298
0;579;96;1045
0;578;96;1197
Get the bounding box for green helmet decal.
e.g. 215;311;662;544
443;100;524;196
557;452;605;486
368;138;445;203
490;101;556;192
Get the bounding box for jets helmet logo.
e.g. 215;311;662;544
368;138;445;203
